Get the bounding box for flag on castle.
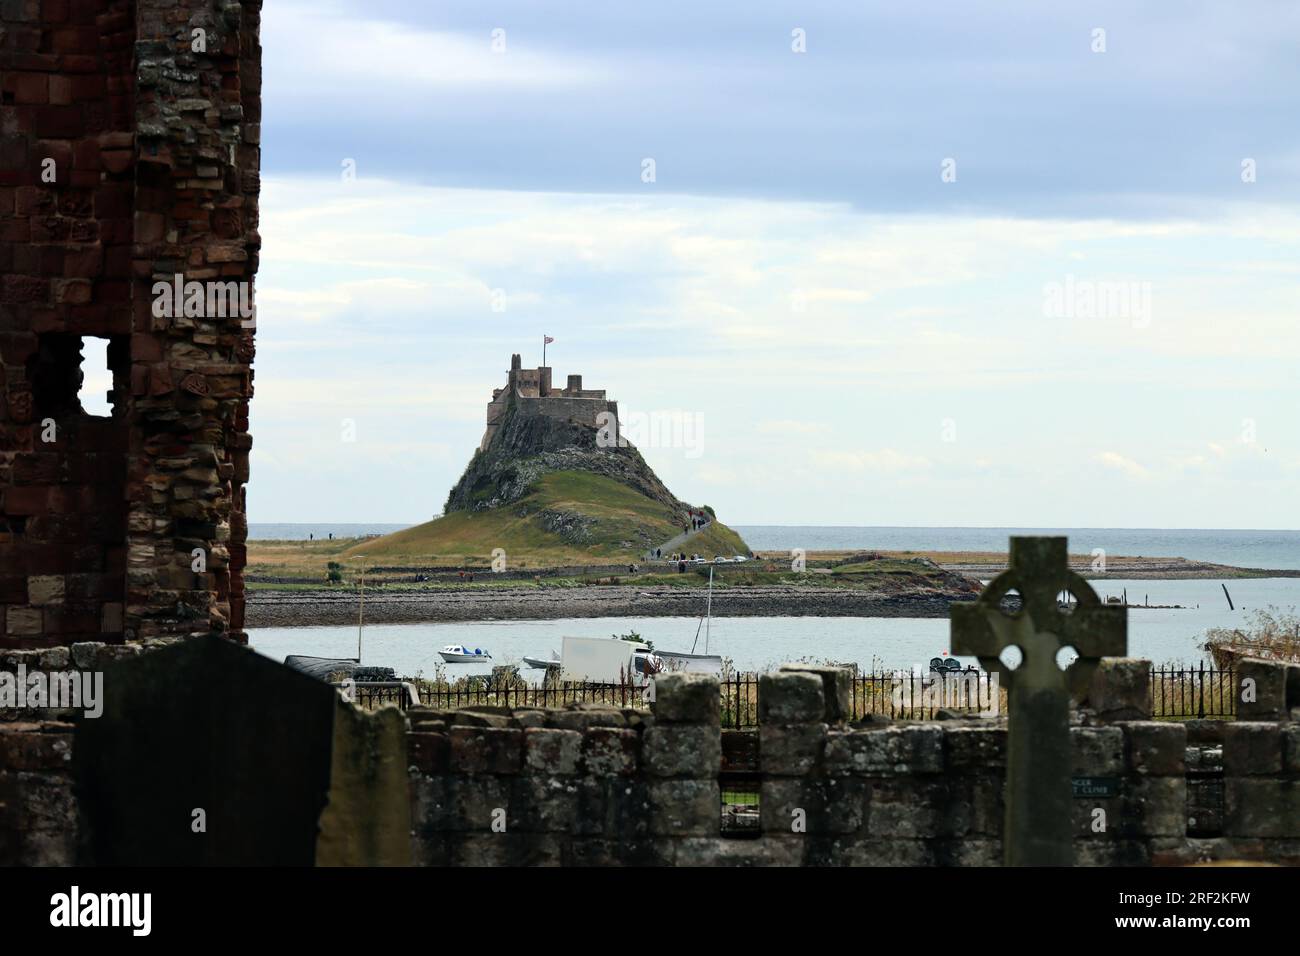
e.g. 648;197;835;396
543;335;554;366
544;336;554;344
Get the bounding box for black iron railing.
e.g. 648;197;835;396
341;665;1234;723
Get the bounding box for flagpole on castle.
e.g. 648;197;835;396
543;334;547;368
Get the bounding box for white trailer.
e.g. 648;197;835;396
560;636;655;685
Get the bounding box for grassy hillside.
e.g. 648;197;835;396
340;470;749;567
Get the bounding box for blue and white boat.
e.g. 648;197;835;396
439;644;492;663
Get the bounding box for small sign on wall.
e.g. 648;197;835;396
1071;776;1120;798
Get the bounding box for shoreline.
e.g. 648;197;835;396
754;552;1300;580
245;585;971;628
243;550;1300;629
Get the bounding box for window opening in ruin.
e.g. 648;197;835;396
27;333;124;419
80;336;113;417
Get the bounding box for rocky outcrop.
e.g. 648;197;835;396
444;403;685;517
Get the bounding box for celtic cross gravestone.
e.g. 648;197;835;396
950;537;1126;865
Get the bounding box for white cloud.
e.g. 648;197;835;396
1096;452;1151;481
815;449;932;474
246;176;1300;527
756;419;833;436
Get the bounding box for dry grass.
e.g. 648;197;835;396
1151;667;1236;719
1203;607;1300;665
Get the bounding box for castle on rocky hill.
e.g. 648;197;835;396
480;354;618;450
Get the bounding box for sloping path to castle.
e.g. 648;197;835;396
646;521;713;559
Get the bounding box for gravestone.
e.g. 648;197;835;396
75;636;339;865
951;537;1126;865
316;698;412;866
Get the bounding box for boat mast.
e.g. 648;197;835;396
356;555;366;663
704;565;714;655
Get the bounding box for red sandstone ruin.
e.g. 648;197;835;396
1;0;261;646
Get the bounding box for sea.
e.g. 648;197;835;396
247;524;1300;675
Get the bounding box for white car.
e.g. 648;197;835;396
731;555;748;563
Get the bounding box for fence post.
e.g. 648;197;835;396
1197;660;1205;719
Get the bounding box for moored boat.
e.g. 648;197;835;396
654;649;723;675
522;651;562;669
439;644;492;663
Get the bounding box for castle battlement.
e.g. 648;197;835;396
480;353;616;450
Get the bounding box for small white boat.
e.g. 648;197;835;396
439;644;492;663
522;650;562;669
654;649;724;675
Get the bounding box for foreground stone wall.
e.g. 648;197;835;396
0;639;173;864
0;717;75;863
408;684;708;866
404;668;1299;866
4;661;1297;865
1;0;261;648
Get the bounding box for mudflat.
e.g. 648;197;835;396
245;582;971;627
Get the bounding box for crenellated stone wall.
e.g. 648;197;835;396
1;0;261;647
4;659;1297;865
403;664;1300;866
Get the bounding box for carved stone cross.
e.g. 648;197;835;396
950;537;1127;866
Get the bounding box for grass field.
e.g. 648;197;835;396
247;470;749;580
334;471;747;567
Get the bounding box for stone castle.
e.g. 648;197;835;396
480;353;617;451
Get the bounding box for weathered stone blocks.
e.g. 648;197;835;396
1224;722;1283;775
582;727;641;776
449;726;523;775
943;723;1008;771
1070;726;1125;775
1086;658;1152;720
758;671;823;725
1124;721;1186;776
760;722;827;775
1226;779;1300;838
647;778;719;836
407;732;448;775
760;777;865;835
1286;725;1300;774
653;673;719;724
545;703;627;731
512;777;579;833
1236;658;1299;721
822;725;944;776
1125;776;1187;837
777;664;852;722
642;725;716;777
574;779;651;839
523;727;581;774
0;724;73;770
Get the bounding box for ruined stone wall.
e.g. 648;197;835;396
4;662;1296;866
405;669;1300;866
0;0;260;648
0;637;173;864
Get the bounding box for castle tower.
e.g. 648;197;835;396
479;354;614;450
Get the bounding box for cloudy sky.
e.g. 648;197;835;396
248;0;1300;529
